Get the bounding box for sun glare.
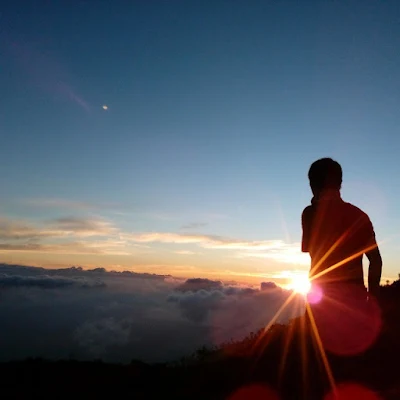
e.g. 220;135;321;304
288;274;311;295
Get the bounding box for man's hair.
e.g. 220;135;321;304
308;158;343;191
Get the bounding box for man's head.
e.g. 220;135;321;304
308;158;342;195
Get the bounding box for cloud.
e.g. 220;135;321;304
168;277;301;344
0;239;133;255
0;215;137;255
261;281;278;291
124;232;283;250
22;198;128;212
235;247;310;265
168;289;225;323
124;232;220;245
0;216;116;240
1;212;303;265
0;273;105;289
74;318;131;356
181;222;209;230
0;217;57;240
0;243;43;251
0;264;303;363
175;278;223;292
45;217;117;237
124;231;304;264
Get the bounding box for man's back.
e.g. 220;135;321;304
302;193;376;287
301;158;383;356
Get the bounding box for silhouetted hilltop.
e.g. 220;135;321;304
1;279;400;399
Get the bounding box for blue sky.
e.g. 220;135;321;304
1;0;399;284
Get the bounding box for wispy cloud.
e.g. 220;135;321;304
181;222;208;230
0;213;305;267
125;232;284;250
124;231;304;264
0;216;62;240
173;250;198;255
0;239;133;256
22;198;126;212
123;232;220;245
0;215;134;255
46;217;117;237
234;247;309;265
0;216;116;240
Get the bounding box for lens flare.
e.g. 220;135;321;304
324;382;382;400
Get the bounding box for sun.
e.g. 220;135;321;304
288;274;311;295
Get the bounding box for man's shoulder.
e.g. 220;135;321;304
342;202;372;227
342;201;370;218
301;205;313;218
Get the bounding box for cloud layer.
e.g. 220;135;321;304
0;211;307;267
0;264;304;363
0;273;105;289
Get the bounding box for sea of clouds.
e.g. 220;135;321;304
0;264;304;363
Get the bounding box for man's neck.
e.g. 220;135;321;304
312;189;341;204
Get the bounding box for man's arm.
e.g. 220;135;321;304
364;218;382;297
366;245;382;297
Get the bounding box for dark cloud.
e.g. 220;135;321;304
175;278;223;292
168;278;301;345
0;217;50;240
168;289;225;322
74;317;132;356
261;281;278;291
0;241;125;255
0;243;43;251
0;273;105;289
0;264;169;281
0;264;304;363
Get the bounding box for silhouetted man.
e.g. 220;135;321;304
301;158;383;355
302;157;382;298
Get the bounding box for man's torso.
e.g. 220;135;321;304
302;196;374;286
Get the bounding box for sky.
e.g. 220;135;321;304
1;0;400;285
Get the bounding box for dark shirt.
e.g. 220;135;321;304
302;193;376;286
